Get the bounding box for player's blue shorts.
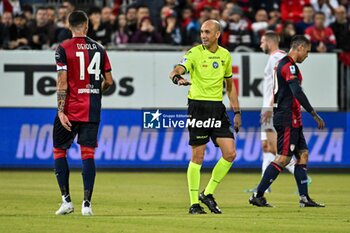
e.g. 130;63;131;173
53;115;99;149
275;125;308;157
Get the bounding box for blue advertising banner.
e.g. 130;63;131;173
0;108;349;168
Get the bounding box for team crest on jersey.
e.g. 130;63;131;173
212;61;219;69
289;65;296;74
290;144;295;151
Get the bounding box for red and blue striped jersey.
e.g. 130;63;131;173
273;56;303;127
55;36;111;122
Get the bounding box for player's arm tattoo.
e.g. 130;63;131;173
57;70;68;112
57;90;67;112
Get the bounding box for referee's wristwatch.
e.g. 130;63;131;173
234;110;241;115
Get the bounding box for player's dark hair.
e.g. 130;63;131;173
290;35;311;49
68;10;88;28
264;31;279;44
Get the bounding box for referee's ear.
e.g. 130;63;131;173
215;30;221;40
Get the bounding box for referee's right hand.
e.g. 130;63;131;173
171;74;191;86
177;78;191;86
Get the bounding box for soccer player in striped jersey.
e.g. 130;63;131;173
53;10;113;216
249;35;325;208
245;31;299;193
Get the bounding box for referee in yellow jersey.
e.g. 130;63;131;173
169;19;242;214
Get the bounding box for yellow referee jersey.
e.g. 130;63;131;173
178;44;232;101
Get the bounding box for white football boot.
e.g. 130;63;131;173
81;201;93;216
55;195;74;215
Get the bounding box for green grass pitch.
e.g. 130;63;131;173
0;171;349;233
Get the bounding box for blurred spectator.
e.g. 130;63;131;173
31;6;50;49
279;21;296;50
113;0;137;15
130;16;163;43
0;0;13;14
252;0;280;13
135;1;163;30
0;22;10;49
251;9;269;49
56;5;68;28
101;6;115;44
113;13;129;45
161;8;182;45
223;6;252;51
22;4;35;28
62;0;75;14
330;6;350;51
338;0;350;19
280;0;310;23
223;1;235;12
126;5;137;38
163;0;187;17
160;5;172;25
47;6;57;45
180;6;200;45
101;6;115;29
47;6;56;24
220;3;232;29
1;11;16;48
193;0;220;18
136;5;150;25
198;6;212;24
87;7;112;46
305;11;336;52
295;4;314;34
56;19;71;43
236;0;255;20
268;7;283;32
311;0;338;26
9;13;31;49
210;8;221;21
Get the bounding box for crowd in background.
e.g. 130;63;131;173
0;0;350;53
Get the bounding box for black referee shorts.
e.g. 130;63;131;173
53;115;99;149
275;125;308;157
187;99;234;147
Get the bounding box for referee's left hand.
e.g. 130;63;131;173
233;114;241;133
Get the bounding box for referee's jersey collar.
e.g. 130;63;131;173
202;45;219;53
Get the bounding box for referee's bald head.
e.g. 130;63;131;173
202;19;221;33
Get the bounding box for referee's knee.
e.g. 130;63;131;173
223;150;236;162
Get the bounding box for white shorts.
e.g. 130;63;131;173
260;116;275;141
